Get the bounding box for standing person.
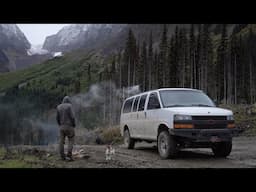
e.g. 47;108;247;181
56;96;76;161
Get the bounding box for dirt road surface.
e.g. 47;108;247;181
12;136;256;168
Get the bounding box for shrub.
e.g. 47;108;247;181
100;126;122;144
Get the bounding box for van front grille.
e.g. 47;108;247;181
192;116;227;121
194;124;227;129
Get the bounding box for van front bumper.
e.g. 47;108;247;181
169;128;240;142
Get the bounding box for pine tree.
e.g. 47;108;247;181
195;24;202;89
117;50;122;89
201;24;210;93
247;26;255;104
173;26;179;87
189;24;196;88
148;31;153;90
152;50;159;89
124;29;136;88
230;28;239;104
135;40;140;85
141;41;148;91
110;55;116;83
158;24;168;88
216;24;228;104
177;28;187;87
137;41;144;91
168;35;177;87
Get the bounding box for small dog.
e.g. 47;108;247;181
105;145;115;160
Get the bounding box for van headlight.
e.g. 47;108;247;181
227;115;234;120
174;114;192;121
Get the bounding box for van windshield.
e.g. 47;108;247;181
159;90;215;108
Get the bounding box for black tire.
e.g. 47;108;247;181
211;141;232;157
157;130;178;159
124;129;135;149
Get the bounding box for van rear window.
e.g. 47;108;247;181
132;96;140;112
123;98;134;113
138;94;147;111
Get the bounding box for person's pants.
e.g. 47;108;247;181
59;125;75;158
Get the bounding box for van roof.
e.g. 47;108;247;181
124;88;202;100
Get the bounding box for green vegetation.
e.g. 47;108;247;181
100;126;122;144
221;104;256;136
0;147;40;168
0;159;35;168
0;146;71;168
0;50;98;93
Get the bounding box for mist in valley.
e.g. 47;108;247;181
0;81;140;146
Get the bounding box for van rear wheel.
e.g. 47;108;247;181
211;141;232;157
157;130;178;159
124;129;135;149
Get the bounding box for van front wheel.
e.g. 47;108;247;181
211;141;232;157
157;130;178;159
124;129;135;149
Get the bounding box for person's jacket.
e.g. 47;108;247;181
56;96;76;127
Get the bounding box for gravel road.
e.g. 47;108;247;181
23;136;256;168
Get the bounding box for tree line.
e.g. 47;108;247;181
100;24;256;105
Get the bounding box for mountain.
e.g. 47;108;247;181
0;24;31;72
42;24;238;56
0;24;54;72
42;24;183;53
43;24;127;53
0;24;30;52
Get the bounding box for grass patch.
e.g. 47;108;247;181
0;146;52;168
0;159;35;168
0;147;6;159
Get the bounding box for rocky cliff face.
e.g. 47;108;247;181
0;24;31;72
0;24;30;52
43;24;127;53
0;24;53;72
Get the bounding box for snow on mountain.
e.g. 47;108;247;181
43;24;127;53
27;44;49;56
53;52;63;57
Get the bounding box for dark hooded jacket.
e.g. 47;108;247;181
56;96;76;127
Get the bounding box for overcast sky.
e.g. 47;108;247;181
17;24;70;45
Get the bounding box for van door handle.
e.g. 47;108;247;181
144;112;147;118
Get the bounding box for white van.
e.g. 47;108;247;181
120;88;239;159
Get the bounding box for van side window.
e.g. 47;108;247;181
138;94;147;111
147;92;161;110
123;98;134;113
132;96;140;112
